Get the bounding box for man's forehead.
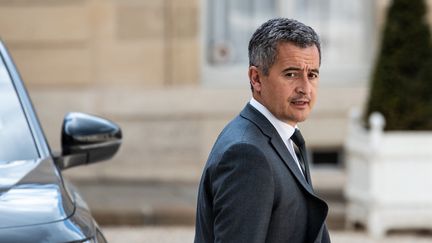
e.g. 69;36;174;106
276;43;319;64
276;41;320;64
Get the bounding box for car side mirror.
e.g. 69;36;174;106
55;112;122;170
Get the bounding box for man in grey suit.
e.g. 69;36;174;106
195;18;330;243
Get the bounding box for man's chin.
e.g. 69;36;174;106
294;115;309;124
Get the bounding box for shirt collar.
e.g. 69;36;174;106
249;98;297;142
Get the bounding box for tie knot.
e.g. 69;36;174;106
291;129;305;147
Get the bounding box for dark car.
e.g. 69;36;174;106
0;40;122;242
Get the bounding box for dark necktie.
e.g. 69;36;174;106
291;129;311;184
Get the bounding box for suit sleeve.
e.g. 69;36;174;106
211;143;274;243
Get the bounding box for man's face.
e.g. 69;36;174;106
249;42;320;126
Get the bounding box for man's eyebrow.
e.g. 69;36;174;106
282;67;302;72
310;68;320;74
282;67;320;74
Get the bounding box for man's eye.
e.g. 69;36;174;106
308;73;319;79
285;72;297;78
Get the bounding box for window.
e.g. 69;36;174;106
0;55;39;162
203;0;374;87
311;148;343;167
291;0;375;86
206;0;277;65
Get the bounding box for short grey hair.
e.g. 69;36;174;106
248;18;321;76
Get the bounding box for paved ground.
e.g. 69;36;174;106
102;226;432;243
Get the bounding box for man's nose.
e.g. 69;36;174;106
295;74;311;94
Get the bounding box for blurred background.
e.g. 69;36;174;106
1;0;431;241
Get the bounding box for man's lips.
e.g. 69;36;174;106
290;99;310;106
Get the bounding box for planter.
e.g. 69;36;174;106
344;109;432;237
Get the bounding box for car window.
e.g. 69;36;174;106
0;56;39;162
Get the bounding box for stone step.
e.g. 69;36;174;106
73;179;347;230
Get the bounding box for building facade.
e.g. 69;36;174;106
0;0;430;182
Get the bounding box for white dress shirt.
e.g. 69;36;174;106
249;98;305;177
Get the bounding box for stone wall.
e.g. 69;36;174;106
28;87;366;182
0;0;199;87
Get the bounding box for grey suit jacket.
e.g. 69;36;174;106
194;104;330;243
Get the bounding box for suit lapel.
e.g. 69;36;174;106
240;103;329;242
269;135;316;194
240;104;315;195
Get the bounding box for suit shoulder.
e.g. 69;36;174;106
217;115;266;145
205;117;270;170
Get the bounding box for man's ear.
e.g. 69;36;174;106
249;66;262;92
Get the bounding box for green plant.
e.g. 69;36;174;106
365;0;432;130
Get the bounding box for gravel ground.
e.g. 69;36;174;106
102;226;432;243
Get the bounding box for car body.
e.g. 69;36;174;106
0;40;122;242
